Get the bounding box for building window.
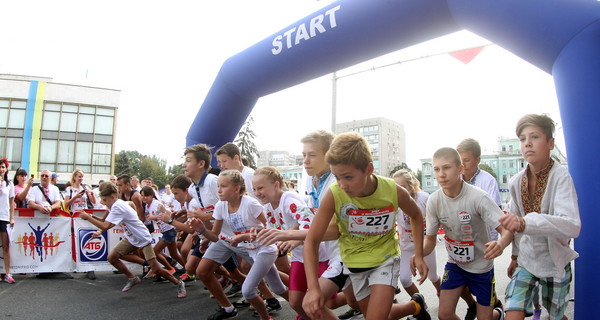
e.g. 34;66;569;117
60;113;77;132
502;160;507;169
95;116;114;135
42;111;60;131
502;175;508;184
509;160;514;168
77;114;95;133
39;140;58;163
58;140;75;164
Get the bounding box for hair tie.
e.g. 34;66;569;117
1;158;8;168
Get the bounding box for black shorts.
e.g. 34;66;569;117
0;220;9;232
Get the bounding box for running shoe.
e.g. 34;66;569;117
465;302;477;320
177;281;186;298
153;275;167;283
122;276;141;292
207;307;238;320
411;293;431;320
338;307;361;320
167;267;176;275
252;299;282;317
225;282;242;297
3;274;16;284
179;273;196;282
140;264;151;278
232;298;250;308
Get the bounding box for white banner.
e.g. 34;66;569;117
73;217;142;273
0;215;72;273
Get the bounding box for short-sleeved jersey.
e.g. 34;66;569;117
66;185;90;212
426;182;503;273
213;195;264;241
263;191;328;262
145;198;174;233
241;166;256;199
106;199;153;248
187;173;219;215
331;175;400;269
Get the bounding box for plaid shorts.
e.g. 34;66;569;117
505;264;572;319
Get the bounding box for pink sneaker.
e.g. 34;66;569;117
4;274;16;284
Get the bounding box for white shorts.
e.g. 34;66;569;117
344;256;400;301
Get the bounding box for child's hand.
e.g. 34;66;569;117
190;218;205;232
303;287;325;320
255;228;285;246
507;259;518;278
410;255;429;285
79;212;91;220
277;240;301;253
157;212;171;223
483;240;504;259
499;213;522;233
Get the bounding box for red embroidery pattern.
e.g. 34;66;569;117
521;160;553;215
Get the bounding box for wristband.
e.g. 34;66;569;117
511;255;518;261
167;217;174;224
196;224;206;236
518;217;526;233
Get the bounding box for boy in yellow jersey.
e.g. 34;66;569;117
304;132;430;320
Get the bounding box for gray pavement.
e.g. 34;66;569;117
0;238;574;319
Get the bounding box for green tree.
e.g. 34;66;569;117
114;150;144;176
479;163;497;180
389;162;411;177
139;157;168;188
234;115;260;169
166;163;184;185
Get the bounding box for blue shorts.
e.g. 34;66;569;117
441;262;496;306
159;229;177;243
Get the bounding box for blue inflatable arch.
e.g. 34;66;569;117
187;1;600;317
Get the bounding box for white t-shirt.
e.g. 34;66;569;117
106;199;153;248
426;182;503;273
241;166;256;199
264;191;328;262
187;173;219;214
213;195;264;241
66;185;91;212
397;191;428;251
161;192;174;206
28;184;61;207
0;181;15;221
145;198;174;233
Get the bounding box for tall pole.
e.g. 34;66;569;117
331;71;337;132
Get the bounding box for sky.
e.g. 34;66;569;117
0;0;564;171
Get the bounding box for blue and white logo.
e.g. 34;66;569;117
79;229;108;262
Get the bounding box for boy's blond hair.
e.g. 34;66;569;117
433;147;462;167
516;114;555;140
456;138;481;158
326;132;372;171
184;144;213;169
300;130;335;154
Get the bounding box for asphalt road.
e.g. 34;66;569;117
0;237;574;319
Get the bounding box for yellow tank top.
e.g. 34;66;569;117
331;175;399;268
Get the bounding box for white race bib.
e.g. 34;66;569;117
445;235;474;264
348;205;395;235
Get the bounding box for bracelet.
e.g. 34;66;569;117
518;217;526;233
511;255;518;261
167;217;174;224
196;224;206;237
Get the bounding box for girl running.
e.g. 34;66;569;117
392;169;440;297
140;186;185;274
253;166;329;319
0;158;15;283
191;170;288;320
141;186;186;275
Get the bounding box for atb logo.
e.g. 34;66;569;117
79;229;108;262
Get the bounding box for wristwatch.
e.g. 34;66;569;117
167;217;174;224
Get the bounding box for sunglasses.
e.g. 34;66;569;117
41;174;49;178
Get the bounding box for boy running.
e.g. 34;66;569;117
422;147;512;320
304;132;430;320
79;182;186;298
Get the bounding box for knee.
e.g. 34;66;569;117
242;283;258;299
107;252;120;264
399;273;413;288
